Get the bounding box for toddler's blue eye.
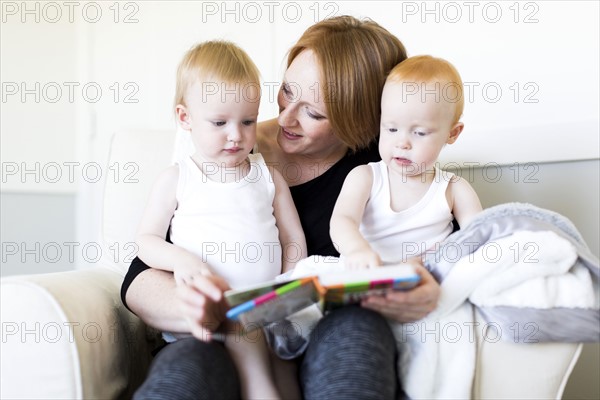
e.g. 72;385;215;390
242;120;256;126
213;121;226;126
388;128;397;133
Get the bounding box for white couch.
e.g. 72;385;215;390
0;129;583;399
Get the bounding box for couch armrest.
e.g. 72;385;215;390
1;267;160;399
472;311;583;399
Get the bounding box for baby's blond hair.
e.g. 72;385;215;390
174;40;260;109
387;55;464;123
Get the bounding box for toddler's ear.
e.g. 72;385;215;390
176;104;192;131
447;122;464;144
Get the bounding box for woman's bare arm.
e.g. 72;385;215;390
126;268;188;332
126;267;230;339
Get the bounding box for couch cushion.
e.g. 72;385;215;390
1;279;82;399
0;267;158;399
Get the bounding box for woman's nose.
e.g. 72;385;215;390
277;102;297;128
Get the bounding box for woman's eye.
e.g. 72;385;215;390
388;128;397;133
306;108;324;120
281;84;293;99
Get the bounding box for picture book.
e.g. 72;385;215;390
225;263;420;327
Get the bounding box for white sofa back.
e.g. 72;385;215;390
101;129;175;275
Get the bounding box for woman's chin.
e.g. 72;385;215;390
277;132;304;154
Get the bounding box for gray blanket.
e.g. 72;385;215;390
423;202;600;342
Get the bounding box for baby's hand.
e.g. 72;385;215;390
175;273;231;342
173;257;213;286
344;249;382;270
174;257;230;342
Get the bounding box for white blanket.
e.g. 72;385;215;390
392;230;597;399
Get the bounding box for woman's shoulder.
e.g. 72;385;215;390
256;118;279;153
256;118;288;171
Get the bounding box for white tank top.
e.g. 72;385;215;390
169;153;282;289
359;161;454;264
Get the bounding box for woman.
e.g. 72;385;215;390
123;16;441;399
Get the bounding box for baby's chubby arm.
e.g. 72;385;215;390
271;168;307;273
330;165;382;269
136;165;214;284
447;175;483;229
135;166;230;340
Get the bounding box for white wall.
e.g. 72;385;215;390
3;2;598;195
1;2;82;275
85;0;600;166
81;1;600;255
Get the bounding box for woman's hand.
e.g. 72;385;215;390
175;267;231;341
361;261;440;322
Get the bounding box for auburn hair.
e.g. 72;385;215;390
287;16;407;151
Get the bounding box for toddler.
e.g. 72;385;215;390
136;41;305;399
331;55;482;269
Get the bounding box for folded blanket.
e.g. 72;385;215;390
422;202;599;342
393;203;599;399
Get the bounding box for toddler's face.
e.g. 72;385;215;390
379;80;461;178
182;80;260;168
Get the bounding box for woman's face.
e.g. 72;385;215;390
276;50;345;158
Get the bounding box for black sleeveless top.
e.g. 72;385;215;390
289;142;380;257
121;141;381;308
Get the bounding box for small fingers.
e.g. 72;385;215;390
184;275;225;302
345;254;381;270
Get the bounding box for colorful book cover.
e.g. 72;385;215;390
225;264;420;326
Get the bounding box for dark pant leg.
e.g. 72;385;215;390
300;306;398;400
134;337;240;400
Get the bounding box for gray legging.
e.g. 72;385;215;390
134;306;399;399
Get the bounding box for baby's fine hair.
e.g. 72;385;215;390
174;40;261;109
387;55;464;123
